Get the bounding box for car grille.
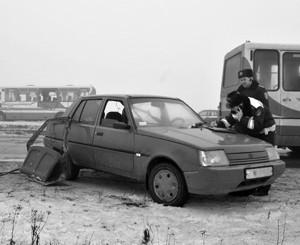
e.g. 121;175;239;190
227;151;269;165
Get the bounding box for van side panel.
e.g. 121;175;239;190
220;42;300;150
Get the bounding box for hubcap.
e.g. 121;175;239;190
153;169;179;202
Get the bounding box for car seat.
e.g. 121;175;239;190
106;111;123;122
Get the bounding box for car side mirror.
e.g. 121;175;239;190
113;122;131;130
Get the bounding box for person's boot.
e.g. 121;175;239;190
253;185;271;196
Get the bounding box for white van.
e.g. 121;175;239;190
220;41;300;152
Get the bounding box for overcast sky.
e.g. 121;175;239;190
1;0;300;111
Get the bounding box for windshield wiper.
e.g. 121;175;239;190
191;122;237;134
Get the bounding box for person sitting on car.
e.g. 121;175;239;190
212;91;276;146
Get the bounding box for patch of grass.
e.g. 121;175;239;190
1;206;51;245
30;209;51;245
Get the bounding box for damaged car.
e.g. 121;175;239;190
42;95;285;206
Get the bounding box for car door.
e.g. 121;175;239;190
68;99;102;168
93;99;134;177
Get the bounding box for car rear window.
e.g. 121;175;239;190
72;99;102;125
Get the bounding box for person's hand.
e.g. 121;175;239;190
233;108;243;121
210;121;218;127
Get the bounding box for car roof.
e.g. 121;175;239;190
80;94;181;100
199;109;218;113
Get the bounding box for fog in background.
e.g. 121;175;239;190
1;0;300;112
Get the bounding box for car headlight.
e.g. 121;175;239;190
266;147;280;161
199;150;229;167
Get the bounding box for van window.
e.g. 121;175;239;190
254;50;279;91
283;52;300;91
223;53;242;88
5;88;19;102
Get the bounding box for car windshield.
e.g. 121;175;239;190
129;98;203;128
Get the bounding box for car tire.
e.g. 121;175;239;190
148;163;188;207
63;153;80;180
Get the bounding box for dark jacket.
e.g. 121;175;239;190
238;80;269;108
217;97;275;137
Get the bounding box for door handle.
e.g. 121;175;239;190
96;131;104;136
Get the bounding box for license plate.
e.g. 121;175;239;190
245;167;273;180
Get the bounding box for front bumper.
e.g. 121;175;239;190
184;160;286;195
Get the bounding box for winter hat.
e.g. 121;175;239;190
226;91;243;107
238;69;253;79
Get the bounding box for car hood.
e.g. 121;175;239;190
137;126;270;152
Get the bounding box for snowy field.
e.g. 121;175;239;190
0;121;299;245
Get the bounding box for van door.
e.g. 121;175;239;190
253;49;281;138
280;52;300;138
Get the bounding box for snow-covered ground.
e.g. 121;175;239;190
0;121;299;244
0;162;299;245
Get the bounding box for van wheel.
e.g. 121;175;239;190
148;163;188;207
0;112;6;121
63;153;80;180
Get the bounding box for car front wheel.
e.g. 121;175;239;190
148;163;188;207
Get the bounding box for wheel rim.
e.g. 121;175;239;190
153;169;179;202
